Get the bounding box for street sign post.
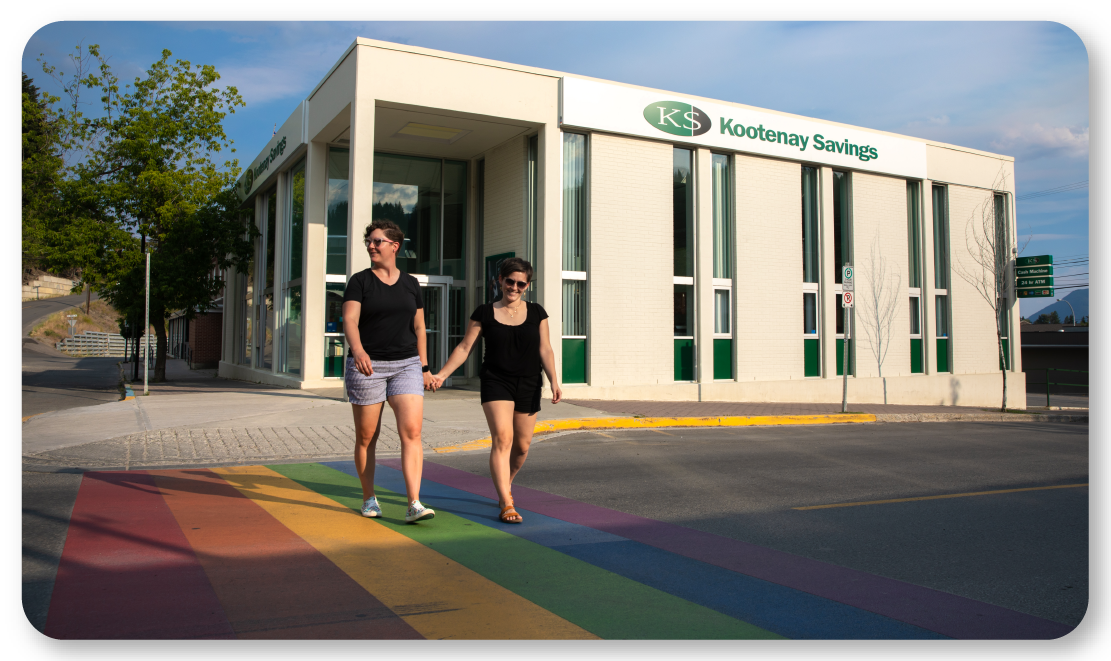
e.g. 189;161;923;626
841;265;852;413
1016;255;1055;298
66;314;77;337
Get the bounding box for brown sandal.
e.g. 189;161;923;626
499;504;523;524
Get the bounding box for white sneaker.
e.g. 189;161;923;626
361;497;382;518
405;500;435;523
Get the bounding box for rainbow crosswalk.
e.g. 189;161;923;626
43;461;1072;640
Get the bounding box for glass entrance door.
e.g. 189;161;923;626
413;275;453;387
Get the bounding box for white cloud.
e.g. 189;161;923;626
991;123;1089;159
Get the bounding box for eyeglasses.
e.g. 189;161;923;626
503;278;529;290
365;238;398;247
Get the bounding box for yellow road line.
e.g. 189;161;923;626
793;483;1090;510
432;414;875;454
212;465;596;640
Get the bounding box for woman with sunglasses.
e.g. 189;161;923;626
342;220;437;524
432;257;561;524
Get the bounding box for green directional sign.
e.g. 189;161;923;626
1018;288;1054;298
1017;254;1053;267
1017;277;1054;288
1016;265;1053;277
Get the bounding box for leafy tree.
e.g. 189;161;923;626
1064;315;1074;325
37;44;252;381
22;73;66;274
1048;311;1061;324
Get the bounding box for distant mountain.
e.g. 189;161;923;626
1027;288;1088;322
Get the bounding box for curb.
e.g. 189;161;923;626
434;413;875;454
874;412;1088;424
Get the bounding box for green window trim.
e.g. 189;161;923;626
804;338;820;377
910;338;923;374
713;338;733;380
563;338;587;384
674;339;695;381
936;338;950;373
836;338;854;377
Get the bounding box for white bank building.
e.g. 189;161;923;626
220;38;1023;407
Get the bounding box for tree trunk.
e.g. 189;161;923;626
153;309;168;382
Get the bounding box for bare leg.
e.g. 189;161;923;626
388;394;425;504
509;410;537;482
351;402;385;501
483;401;519;515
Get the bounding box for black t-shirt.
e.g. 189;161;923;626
343;269;424;361
471;302;549;377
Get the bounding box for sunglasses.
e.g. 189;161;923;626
365;238;398;247
502;278;529;290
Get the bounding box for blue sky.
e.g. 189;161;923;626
23;21;1089;317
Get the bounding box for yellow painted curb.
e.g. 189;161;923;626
433;413;875;454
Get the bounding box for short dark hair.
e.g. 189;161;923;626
499;257;534;282
364;220;405;244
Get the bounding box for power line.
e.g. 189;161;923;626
1016;180;1088;201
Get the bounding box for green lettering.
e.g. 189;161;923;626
813;134;825;151
720;118;734;135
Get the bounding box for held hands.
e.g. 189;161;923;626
428;373;446;391
423;370;437;392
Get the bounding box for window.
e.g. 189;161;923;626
525;135;539;303
835;294;853;376
261;187;277;370
711;153;733;380
240;210;254;365
373;153;442;275
994;193;1011;371
833;171;852;282
280;159;305;376
326;148;349;275
673;148;695;380
933;185;950;372
936;295;950;373
802;167;820;376
562;133;588;384
323;282;345;378
909;295;923;373
442;160;468;281
907;182;922;289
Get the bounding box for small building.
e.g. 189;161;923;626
219;38;1024;407
1021;324;1088;396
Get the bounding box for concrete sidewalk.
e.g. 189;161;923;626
22;359;1086;472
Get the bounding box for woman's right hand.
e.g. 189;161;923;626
352;349;374;376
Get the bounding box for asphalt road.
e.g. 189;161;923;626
22;291;120;419
432;420;1089;628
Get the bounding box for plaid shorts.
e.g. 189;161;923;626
344;355;425;406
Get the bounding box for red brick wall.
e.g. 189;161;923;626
187;312;223;368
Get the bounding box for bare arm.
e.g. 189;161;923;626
342;301;373;376
433;320;483;384
413;308;435;390
538;318;562;404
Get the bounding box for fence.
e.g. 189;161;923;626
1043;368;1089;408
55;332;151;358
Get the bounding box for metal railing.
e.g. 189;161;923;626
55;332;143;357
1044;367;1089;408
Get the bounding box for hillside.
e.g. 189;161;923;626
1027;289;1088;322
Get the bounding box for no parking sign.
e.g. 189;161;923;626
842;291;854;307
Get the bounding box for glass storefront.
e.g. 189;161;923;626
327;148;350;275
281;159;305;375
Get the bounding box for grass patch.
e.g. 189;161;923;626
29;300;138;346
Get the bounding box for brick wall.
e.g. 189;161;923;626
851;172;912;378
734;154;804;381
188;312;224;368
588;132;673;386
947;183;1004;374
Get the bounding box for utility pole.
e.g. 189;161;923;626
144;252;150;396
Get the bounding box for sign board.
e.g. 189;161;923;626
1017;277;1053;289
842;291;854;307
1017;288;1054;299
1016;255;1053;267
841;266;854;292
560;77;929;179
1016;265;1053;277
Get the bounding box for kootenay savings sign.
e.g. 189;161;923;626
561;78;927;179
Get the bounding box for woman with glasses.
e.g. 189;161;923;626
432;257;562;524
342;220;437;523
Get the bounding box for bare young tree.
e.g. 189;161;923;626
953;169;1018;412
857;234;901;404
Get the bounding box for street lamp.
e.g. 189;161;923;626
1057;298;1076;327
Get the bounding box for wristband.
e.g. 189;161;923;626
421;365;431;373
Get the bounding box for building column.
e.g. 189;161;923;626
921;179;936;375
302;139;328;383
819;166;837;379
695;148;715;389
538;123;562;386
348;46;374;277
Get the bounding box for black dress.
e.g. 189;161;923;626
470;302;549;414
